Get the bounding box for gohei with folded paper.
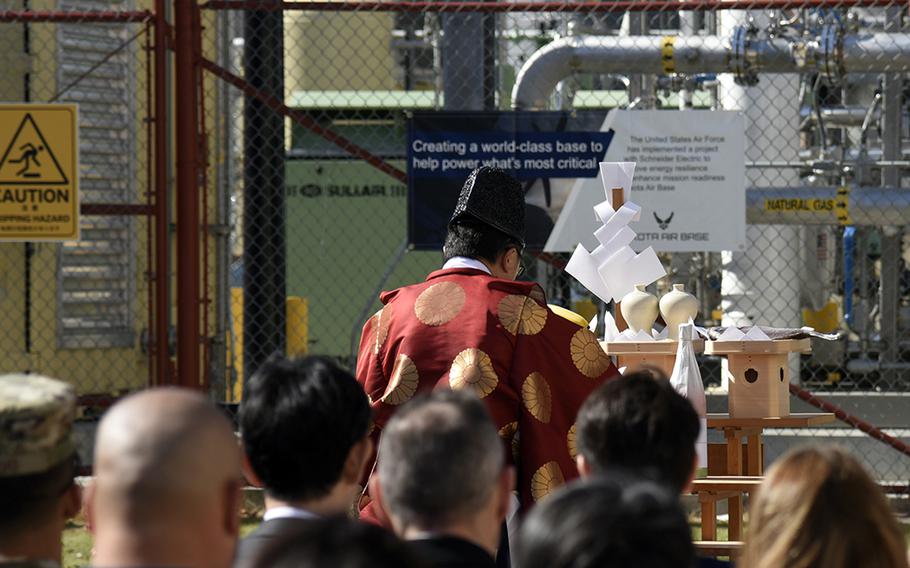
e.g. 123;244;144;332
565;162;666;305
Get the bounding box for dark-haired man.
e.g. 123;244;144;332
576;371;727;568
235;355;373;566
356;166;618;520
517;478;696;568
575;370;700;493
0;374;80;567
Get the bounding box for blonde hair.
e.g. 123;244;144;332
742;445;909;568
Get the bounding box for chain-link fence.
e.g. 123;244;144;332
196;0;909;485
0;4;159;408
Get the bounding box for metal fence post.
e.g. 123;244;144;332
242;0;286;382
154;0;171;387
174;0;202;388
879;6;903;386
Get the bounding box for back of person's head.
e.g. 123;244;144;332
0;374;79;563
576;369;700;492
443;218;523;264
376;389;507;532
517;477;696;568
743;445;909;568
88;388;242;568
238;516;428;568
240;354;371;503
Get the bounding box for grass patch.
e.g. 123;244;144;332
62;519;91;568
62;516;263;568
690;520;730;542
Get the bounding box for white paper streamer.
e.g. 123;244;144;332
565;244;616;304
599;161;636;206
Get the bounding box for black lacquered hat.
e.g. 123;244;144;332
449;166;526;247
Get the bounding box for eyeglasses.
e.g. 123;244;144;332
515;248;526;279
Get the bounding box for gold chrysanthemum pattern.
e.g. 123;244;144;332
414;282;465;326
531;461;565;502
449;348;498;398
381;355;419;405
521;372;552;423
498;422;520;463
371;308;391;355
570;328;612;378
498;421;518;441
567;424;577;459
498;295;548;336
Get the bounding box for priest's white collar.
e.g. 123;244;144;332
442;256;492;275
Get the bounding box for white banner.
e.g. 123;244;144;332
545;110;746;253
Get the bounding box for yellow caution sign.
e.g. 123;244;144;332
661;36;676;74
763;198;835;212
834;185;852;225
0;104;78;241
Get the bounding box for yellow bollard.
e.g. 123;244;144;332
227;291;309;402
286;297;309;357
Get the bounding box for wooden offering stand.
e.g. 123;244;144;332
705;338;811;418
698;337;817;547
698;412;835;543
601;339;704;377
603;187;709;377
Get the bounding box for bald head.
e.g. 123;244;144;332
89;388;242;568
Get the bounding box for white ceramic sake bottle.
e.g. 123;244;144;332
669;322;708;478
620;284;659;335
659;284;699;340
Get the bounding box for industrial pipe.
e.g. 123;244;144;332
845;358;910;373
513;35;729;109
512;31;910;109
799;106;869;127
747;186;910;225
843;33;910;73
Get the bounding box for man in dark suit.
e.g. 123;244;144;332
370;390;513;568
575;371;732;567
235;355;373;567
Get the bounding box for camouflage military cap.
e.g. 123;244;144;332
0;374;76;477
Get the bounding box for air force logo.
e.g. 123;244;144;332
654;211;674;230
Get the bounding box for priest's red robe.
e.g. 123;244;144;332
355;267;618;519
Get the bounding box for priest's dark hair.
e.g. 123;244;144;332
443;217;523;264
517;478;696;568
576;369;700;493
239;354;371;502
